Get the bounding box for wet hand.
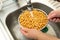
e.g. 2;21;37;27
48;10;60;22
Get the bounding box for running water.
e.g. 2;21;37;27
26;0;33;17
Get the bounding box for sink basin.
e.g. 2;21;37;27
5;3;60;40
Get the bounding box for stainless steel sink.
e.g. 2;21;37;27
5;3;60;40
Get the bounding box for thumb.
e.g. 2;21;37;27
20;29;28;36
21;27;29;32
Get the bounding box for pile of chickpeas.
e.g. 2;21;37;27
19;9;48;30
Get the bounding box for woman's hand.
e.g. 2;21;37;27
20;28;60;40
20;28;42;40
48;10;60;22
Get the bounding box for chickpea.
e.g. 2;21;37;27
19;9;48;30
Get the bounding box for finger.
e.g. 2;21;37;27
58;18;60;22
48;11;54;19
48;14;56;19
55;18;60;22
57;18;60;22
52;18;56;22
58;20;60;22
21;27;30;32
48;11;56;19
30;29;38;32
49;18;56;22
49;19;53;22
20;29;28;36
48;11;54;16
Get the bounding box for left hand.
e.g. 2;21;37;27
20;28;43;40
20;28;60;40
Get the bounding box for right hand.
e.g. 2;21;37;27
48;10;60;22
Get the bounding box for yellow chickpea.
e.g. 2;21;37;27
19;9;48;30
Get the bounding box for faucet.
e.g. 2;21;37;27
27;0;33;11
